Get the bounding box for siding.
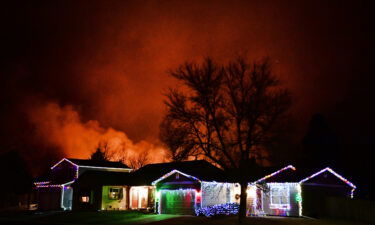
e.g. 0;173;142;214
261;183;301;217
201;182;233;207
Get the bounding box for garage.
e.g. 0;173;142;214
160;189;196;215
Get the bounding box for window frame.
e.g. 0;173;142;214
108;187;123;200
269;184;290;210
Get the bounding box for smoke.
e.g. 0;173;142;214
1;0;369;171
28;102;166;163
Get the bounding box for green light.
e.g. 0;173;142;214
295;193;302;202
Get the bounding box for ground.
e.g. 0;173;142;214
0;211;369;225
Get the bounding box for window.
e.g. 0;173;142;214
80;196;90;203
269;185;290;209
130;186;149;209
109;188;123;200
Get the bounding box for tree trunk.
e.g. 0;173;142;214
238;181;248;225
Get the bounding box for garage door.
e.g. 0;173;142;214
160;189;195;215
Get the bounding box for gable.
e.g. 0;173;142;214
152;170;201;190
253;165;297;183
300;168;355;187
50;159;78;183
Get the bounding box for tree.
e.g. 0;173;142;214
90;143;109;161
301;113;340;167
160;56;291;224
128;151;150;170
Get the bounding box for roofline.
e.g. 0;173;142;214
252;165;296;184
299;167;357;198
151;169;201;185
79;165;132;171
51;158;78;169
299;167;356;189
50;158;132;171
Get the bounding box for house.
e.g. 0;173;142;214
246;165;356;217
71;170;131;211
34;158;356;218
128;160;232;214
34;158;132;211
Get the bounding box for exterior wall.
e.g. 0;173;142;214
201;182;233;207
301;184;351;217
51;160;78;183
72;185;102;211
37;187;62;211
101;186;127;210
231;183;241;204
261;183;301;217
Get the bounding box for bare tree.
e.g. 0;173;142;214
128;151;150;170
160;56;291;224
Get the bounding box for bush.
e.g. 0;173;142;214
195;203;239;217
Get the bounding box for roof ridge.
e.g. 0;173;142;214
145;159;207;165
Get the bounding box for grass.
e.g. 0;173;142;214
0;211;369;225
0;210;178;225
147;216;370;225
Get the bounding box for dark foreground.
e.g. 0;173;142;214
0;211;369;225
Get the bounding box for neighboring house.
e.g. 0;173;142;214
34;158;356;218
247;165;356;217
128;160;231;214
71;170;131;211
34;158;132;211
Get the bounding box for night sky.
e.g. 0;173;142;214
1;0;374;196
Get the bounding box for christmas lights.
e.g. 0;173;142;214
299;167;356;198
195;203;239;217
35;184;62;188
296;184;302;217
201;181;233;207
51;158;78;169
152;169;201;185
253;165;296;184
157;188;198;214
34;181;50;185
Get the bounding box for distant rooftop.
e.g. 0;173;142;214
67;158;131;169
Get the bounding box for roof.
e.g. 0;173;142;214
66;158;131;169
72;170;131;187
130;160;228;185
252;165;356;189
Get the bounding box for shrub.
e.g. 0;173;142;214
195;203;239;217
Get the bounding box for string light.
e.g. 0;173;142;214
34;181;50;185
152;169;201;185
252;165;296;184
299;167;356;198
51;158;78;169
195;203;239;217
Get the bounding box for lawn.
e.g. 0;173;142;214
0;211;369;225
0;211;177;225
147;216;369;225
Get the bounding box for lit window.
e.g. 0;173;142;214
80;196;90;203
269;185;290;210
109;188;123;200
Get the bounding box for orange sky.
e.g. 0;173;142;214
2;0;372;169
